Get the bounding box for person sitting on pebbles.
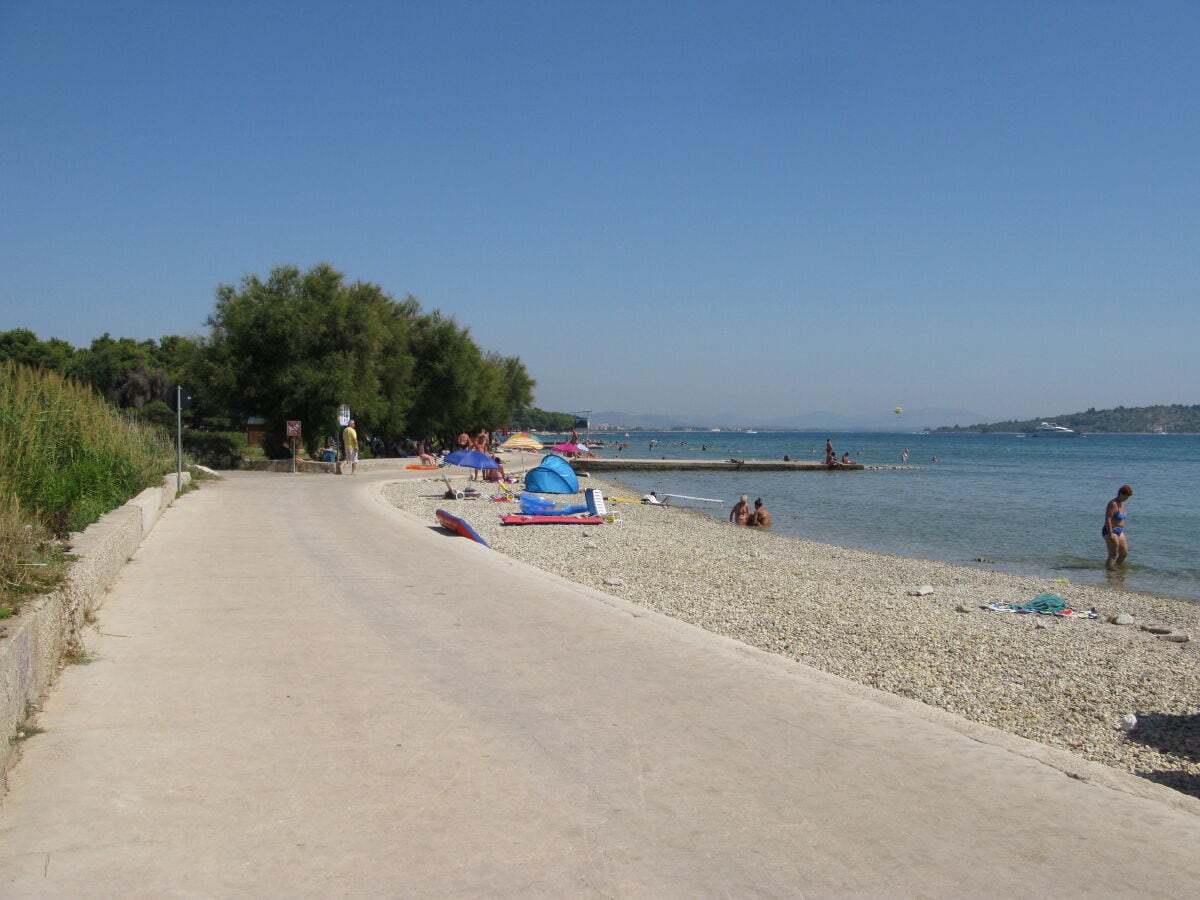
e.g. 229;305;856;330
747;497;772;529
730;494;751;525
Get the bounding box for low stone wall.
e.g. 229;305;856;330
0;473;190;767
239;458;422;474
240;458;335;474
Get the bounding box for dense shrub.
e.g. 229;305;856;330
182;430;244;469
0;360;174;535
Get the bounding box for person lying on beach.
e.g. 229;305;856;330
747;498;772;528
730;494;750;525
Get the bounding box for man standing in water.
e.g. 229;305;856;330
343;419;359;475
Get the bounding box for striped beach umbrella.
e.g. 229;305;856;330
500;432;543;451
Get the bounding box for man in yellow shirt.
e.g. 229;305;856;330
343;420;359;475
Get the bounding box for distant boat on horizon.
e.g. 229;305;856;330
1031;421;1078;437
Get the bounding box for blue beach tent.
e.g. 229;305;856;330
523;454;580;494
539;454;577;483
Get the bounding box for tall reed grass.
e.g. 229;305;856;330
0;493;66;615
1;359;175;535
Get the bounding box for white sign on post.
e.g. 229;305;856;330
337;404;351;427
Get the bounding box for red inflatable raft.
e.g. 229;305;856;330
501;514;605;526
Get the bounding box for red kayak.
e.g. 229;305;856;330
501;514;604;526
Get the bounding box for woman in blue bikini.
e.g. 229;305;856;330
1102;484;1133;570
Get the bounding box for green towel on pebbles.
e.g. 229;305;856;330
1019;593;1068;614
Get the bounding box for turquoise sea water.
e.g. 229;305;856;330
578;431;1200;602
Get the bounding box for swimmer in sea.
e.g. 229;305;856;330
1103;484;1133;570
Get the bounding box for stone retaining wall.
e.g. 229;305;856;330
0;473;189;768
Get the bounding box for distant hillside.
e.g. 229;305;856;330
935;404;1200;434
587;408;986;431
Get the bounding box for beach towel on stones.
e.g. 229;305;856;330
985;594;1098;618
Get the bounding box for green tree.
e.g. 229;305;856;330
491;353;536;417
0;328;76;372
196;263;418;456
405;311;490;441
67;333;168;404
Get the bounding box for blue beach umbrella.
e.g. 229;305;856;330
444;449;498;470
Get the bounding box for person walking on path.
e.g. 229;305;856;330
1103;484;1133;570
343;420;360;475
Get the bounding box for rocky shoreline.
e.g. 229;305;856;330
384;475;1200;799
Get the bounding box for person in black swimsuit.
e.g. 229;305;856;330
1102;484;1133;570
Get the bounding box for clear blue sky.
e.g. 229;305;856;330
3;1;1197;422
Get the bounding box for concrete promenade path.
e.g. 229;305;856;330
2;469;1198;897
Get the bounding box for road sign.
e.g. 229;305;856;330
337;404;351;427
166;385;192;412
286;420;301;437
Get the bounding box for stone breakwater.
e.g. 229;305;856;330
384;476;1200;798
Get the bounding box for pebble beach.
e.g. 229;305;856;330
384;473;1200;799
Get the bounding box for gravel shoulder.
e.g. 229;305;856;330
385;473;1200;799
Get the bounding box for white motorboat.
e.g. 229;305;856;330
1031;421;1078;437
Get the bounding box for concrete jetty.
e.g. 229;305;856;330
569;456;864;472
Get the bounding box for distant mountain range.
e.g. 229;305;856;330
585;408;986;432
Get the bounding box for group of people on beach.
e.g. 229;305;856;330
369;425;1138;574
729;494;771;528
